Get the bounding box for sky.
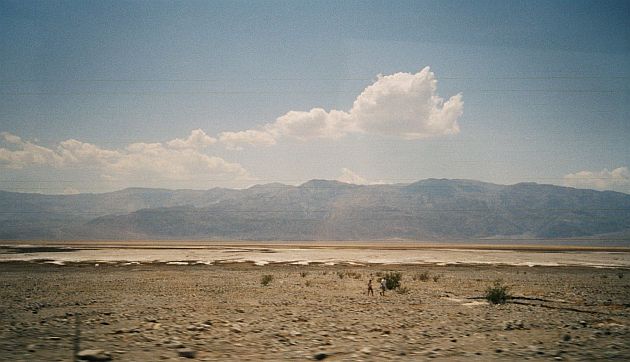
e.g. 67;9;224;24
1;0;629;194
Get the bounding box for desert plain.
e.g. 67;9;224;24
1;242;629;361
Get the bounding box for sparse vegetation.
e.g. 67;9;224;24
432;274;441;283
618;271;624;279
305;280;312;287
261;274;273;286
396;286;410;294
337;271;345;279
485;280;510;304
383;271;403;290
300;271;309;278
414;271;430;282
346;271;362;279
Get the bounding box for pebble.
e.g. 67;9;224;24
76;349;112;361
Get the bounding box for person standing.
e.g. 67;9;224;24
380;278;387;296
367;279;374;296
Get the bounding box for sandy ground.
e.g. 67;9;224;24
1;260;629;361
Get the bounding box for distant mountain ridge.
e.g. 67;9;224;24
1;179;629;241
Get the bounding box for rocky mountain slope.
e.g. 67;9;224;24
1;179;629;240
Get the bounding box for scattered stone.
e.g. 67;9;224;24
76;349;112;361
164;341;184;349
503;320;525;330
177;348;197;358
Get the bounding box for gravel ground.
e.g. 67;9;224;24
1;261;629;361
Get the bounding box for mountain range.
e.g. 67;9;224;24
1;179;629;241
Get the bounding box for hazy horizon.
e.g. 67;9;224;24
2;176;630;196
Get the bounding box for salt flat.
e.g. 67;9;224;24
2;241;629;268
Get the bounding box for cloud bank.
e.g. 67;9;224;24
564;167;630;193
0;130;248;185
219;67;463;148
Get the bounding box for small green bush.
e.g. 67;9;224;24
261;274;273;286
383;272;402;290
485;281;510;304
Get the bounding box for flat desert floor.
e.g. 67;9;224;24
1;252;629;361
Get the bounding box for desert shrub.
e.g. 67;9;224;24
396;286;410;294
383;272;402;290
485;281;510;304
414;272;430;282
346;271;362;279
618;272;624;279
300;271;309;278
305;280;312;287
337;271;345;279
432;274;441;283
261;274;273;286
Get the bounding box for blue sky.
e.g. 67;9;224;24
1;0;629;193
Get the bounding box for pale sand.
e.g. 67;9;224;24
0;254;629;360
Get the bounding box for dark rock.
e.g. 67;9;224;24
177;348;197;358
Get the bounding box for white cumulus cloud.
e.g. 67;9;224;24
166;129;216;150
218;66;463;149
564;167;630;193
349;67;462;139
266;108;353;140
336;168;387;185
218;130;277;150
0;132;64;169
337;168;371;185
0;131;249;186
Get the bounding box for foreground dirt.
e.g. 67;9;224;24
0;262;629;361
